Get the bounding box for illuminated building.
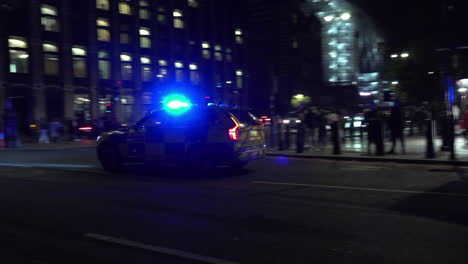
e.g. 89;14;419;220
0;0;247;134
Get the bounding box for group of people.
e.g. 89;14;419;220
295;103;407;154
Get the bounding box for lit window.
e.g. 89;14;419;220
120;32;130;44
141;57;151;64
214;45;221;51
96;0;110;10
202;50;211;59
8;37;28;49
174;61;184;68
72;46;87;77
234;29;242;36
98;51;110;79
97;29;110;41
8;36;28;73
236;36;243;44
236;70;243;76
139;9;150;19
44;54;59;75
96;17;110;27
139;0;149;6
121;64;132;80
72;46;87;56
175;69;184;82
236;70;243;88
189;63;197;70
139;27;150;35
215;52;222;61
142;66;151;81
173;10;184;28
43;43;58;52
189;63;199;84
119;0;132;15
201;42;210;49
140;37;151;48
158;60;168;66
41;5;59;32
226;48;232;53
41;5;57;16
120;53;132;61
188;0;198;7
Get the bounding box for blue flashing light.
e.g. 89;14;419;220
162;94;192;115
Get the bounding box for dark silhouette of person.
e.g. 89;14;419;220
388;102;405;154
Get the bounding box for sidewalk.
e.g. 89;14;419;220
0;139;97;151
267;136;468;166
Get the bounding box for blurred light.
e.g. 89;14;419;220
173;10;183;17
29;124;37;128
236;70;243;76
226;81;232;84
340;12;351;20
390;54;398;58
428;71;435;74
201;42;210;49
18;54;29;59
359;92;371;96
282;120;290;124
371;91;379;95
324;15;334;22
401;53;409;58
174;61;184;68
391;81;399;85
189;63;198;70
294;94;304;98
295;120;301;123
79;126;93;131
353;121;362;127
163;94;191;115
156;74;164;78
234;29;243;36
458;87;467;93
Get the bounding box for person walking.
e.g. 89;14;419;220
38;120;50;144
388;103;405;154
304;108;317;147
49;118;63;142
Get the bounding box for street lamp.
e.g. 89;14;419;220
400;52;410;58
324;15;334;22
390;54;399;58
340;12;351;21
391;81;399;85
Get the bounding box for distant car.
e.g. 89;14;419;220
96;105;266;171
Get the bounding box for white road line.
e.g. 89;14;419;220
0;162;97;169
84;233;240;264
253;181;468;198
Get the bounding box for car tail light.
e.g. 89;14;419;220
228;117;240;141
79;126;93;131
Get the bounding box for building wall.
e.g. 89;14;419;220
0;0;247;135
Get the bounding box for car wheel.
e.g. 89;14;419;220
98;145;122;172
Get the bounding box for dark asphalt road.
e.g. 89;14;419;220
0;148;468;263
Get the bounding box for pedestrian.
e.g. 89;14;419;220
38;120;50;144
304;107;317;146
462;108;468;144
49;118;63;142
317;110;327;148
388;102;405;154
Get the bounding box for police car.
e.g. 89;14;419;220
96;95;266;171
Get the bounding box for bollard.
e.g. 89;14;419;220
285;123;291;150
296;124;305;153
331;121;341;155
277;122;284;151
425;119;435;159
374;120;385;156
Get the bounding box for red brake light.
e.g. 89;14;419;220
228;117;240;141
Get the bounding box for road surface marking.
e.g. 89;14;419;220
253;181;468;198
84;233;240;264
0;162;97;169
